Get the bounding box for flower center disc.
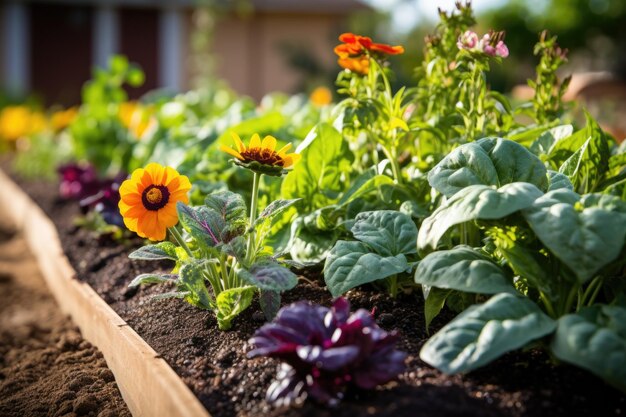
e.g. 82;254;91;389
241;148;284;167
142;185;170;211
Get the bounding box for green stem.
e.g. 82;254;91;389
381;145;402;184
169;226;192;258
585;277;604;307
539;292;557;319
220;253;230;290
246;172;261;265
389;275;398;298
562;284;580;316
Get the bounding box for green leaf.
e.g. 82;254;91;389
428;138;548;197
415;246;515;294
177;202;225;248
350;210;418;257
281;123;353;210
418;183;543;251
547;170;574;191
338;172;394;206
179;263;213;310
259;290;281;321
420;293;556;374
424;287;452;332
204;190;247;226
129;242;178;261
529;124;574;156
551;305;626;391
237;260;298;291
256;199;301;225
129;273;177;287
216;286;255;330
324;241;410;297
522;190;626;283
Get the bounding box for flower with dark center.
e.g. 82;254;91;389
220;132;301;176
248;297;407;406
118;162;191;241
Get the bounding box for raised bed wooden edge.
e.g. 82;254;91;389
0;169;211;417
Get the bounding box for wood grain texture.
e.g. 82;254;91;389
0;169;211;417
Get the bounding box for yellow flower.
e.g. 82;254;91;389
50;107;78;132
310;86;332;107
220;132;301;176
118;162;191;241
0;106;46;141
119;101;156;140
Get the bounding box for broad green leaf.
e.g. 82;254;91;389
428;138;547;197
547;170;574;191
522;190;626;283
129;273;177;287
179;263;213;310
281;123;353;210
324;241;410;297
415;246;515;294
548;113;611;193
420;293;556;374
259;290;281;321
177;202;226;248
216;286;255;330
424;287;452;331
529;124;574;156
338;172;394;206
288;216;337;263
551;305;626;391
205;190;247;226
350;210;418;257
256;199;301;225
152;291;189;301
237;260;298;291
418;183;543;251
129;242;178;261
506;121;561;146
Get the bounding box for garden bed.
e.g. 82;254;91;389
4;164;625;417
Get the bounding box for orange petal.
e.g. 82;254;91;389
249;133;261;149
145;162;165;185
176;174;192;192
261;135;277;152
220;144;244;160
123;216;139;233
158;205;179;228
170;189;190;205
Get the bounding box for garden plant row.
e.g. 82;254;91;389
1;3;625;416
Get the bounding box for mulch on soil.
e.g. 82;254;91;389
9;167;626;417
0;205;130;417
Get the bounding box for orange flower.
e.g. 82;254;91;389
309;86;333;107
118;101;157;140
220;132;301;176
50;107;78;132
334;32;404;74
118;163;191;241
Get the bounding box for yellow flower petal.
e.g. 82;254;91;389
249;133;261;149
277;143;292;156
231;132;246;153
261;135;277;152
145;162;165;185
220;144;244;160
283;153;301;167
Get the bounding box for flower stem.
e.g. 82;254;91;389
169;226;192;258
246;172;261;265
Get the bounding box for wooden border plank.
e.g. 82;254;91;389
0;169;211;417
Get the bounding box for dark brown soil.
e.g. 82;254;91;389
9;167;626;417
0;202;130;417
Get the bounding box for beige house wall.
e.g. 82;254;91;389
196;13;342;100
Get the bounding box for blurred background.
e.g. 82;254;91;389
1;0;625;105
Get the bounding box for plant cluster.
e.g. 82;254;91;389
3;0;626;406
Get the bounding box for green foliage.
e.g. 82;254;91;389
324;210;417;297
551;304;626;391
420;293;556;373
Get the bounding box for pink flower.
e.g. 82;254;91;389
495;40;509;58
457;30;479;50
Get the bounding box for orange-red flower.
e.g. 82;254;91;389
334;32;404;74
118;162;191;241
